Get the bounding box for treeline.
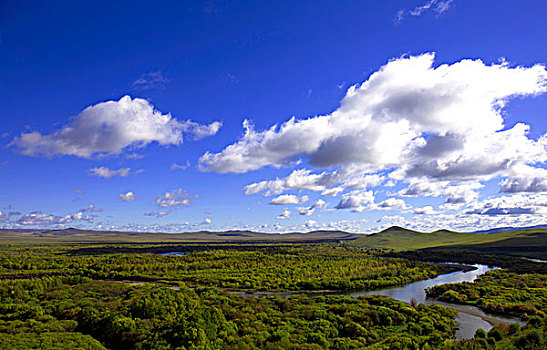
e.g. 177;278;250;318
0;275;459;349
386;250;547;274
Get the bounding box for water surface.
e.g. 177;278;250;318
348;264;525;339
159;251;189;256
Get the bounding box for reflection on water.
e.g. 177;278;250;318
347;264;524;339
520;257;547;263
160;252;189;256
348;264;492;304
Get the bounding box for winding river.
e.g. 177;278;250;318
346;264;525;339
160;252;525;339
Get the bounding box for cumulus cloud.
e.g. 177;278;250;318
156;189;197;207
17;211;95;226
335;190;375;211
411;206;439;215
335;192;411;213
398;179;483;209
245;167;383;196
465;194;547;216
119;192;137;202
11;96;221;158
297;199;328;216
269;194;309;205
500;165;547;193
374;198;410;211
88;166;143;178
277;208;291;220
201;54;546;177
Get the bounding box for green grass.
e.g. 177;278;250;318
347;226;547;258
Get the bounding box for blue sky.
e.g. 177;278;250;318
1;0;546;233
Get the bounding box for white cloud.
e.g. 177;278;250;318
296;207;313;216
144;211;169;217
334;192;410;213
244;166;383;196
16;211;95;226
11;96;221;158
305;220;318;228
171;161;191;170
411;206;439;215
269;194;309;205
81;204;103;212
17;213;58;226
119;192;137;202
465;194;547;216
156;189;197;207
277;208;291;220
321;187;344;196
396;123;547;182
396;0;455;24
297;199;328;216
398;179;483;209
335;190;375;211
94;219;215;233
132;71;169;90
88;166;143;178
375;198;410;211
500;165;547;193
183;120;222;140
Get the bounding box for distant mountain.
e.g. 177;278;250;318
472;225;547;234
0;227;359;243
370;226;419;236
349;226;472;251
347;225;547;258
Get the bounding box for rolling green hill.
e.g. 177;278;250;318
347;226;547;258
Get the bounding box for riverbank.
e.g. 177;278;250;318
213;263;524;339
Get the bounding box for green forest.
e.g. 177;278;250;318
0;245;448;292
0;242;545;349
